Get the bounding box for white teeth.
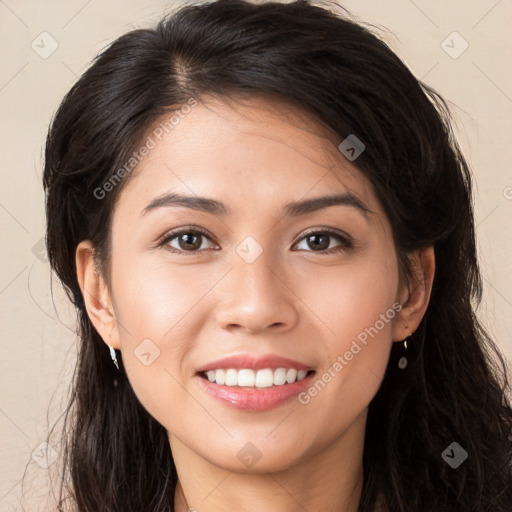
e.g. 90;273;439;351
286;368;297;383
215;369;225;385
297;369;308;381
202;367;311;387
238;369;255;387
255;369;274;388
273;367;287;385
225;369;238;386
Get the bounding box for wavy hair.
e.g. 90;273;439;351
34;0;512;510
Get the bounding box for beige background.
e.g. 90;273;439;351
0;0;511;508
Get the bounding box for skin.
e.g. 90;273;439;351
76;95;435;512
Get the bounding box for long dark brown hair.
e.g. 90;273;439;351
31;0;512;510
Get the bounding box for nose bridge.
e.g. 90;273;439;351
235;243;278;297
215;237;297;332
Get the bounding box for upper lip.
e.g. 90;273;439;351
196;354;314;373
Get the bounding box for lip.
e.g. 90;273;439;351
196;354;313;373
196;370;316;412
195;354;315;412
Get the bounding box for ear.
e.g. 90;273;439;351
75;240;120;349
392;246;435;341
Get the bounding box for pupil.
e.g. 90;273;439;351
309;234;329;251
181;233;200;250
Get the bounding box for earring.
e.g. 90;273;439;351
398;322;413;370
108;344;120;370
107;325;120;371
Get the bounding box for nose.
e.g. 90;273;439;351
214;247;299;335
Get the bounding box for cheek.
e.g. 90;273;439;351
112;254;221;343
109;255;228;425
295;244;399;347
294;247;399;412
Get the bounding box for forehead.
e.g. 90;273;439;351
113;94;380;219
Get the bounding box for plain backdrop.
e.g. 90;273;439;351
0;0;511;508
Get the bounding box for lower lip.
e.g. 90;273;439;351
196;372;315;412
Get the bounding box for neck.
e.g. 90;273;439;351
171;410;366;512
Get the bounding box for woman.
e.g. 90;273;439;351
38;0;512;510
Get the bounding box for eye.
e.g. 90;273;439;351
293;229;354;254
157;227;353;255
157;227;217;254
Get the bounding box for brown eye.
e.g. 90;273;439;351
176;232;203;251
305;233;330;251
158;227;216;254
294;229;353;253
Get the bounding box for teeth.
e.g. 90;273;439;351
255;368;273;388
215;369;225;385
225;369;238;386
238;369;255;387
273;367;287;385
202;367;310;387
286;368;297;383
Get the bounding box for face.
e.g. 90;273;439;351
98;95;405;472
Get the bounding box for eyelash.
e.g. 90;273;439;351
156;226;354;256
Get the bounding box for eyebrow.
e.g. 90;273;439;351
140;191;371;218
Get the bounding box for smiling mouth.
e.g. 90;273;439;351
198;368;316;388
